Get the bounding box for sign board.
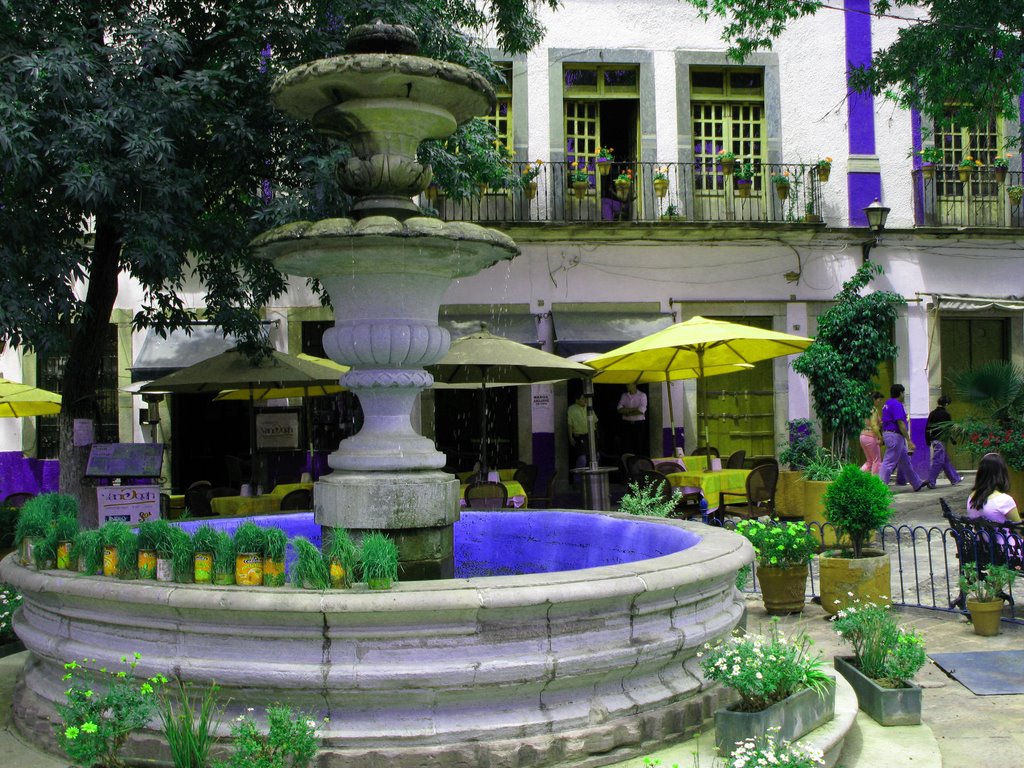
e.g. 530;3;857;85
96;485;161;525
85;443;164;478
256;409;302;451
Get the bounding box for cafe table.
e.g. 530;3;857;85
210;482;314;517
458;479;528;509
663;468;749;514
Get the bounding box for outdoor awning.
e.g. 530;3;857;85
552;304;675;356
439;304;540;347
131;325;239;382
928;294;1024;312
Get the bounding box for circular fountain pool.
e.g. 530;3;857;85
1;510;750;768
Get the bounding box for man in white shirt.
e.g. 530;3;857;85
617;384;647;456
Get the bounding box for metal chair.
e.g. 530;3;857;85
465;481;509;510
279;489;313;511
185;487;215;518
654;461;684;475
529;474;557;509
726;449;746;469
747;455;778;470
626;455;654;483
690;446;720;458
513;464;538;496
720;462;778;520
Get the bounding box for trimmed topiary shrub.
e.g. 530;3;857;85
823;465;894;557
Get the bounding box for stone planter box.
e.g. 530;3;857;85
833;656;921;726
714;679;835;755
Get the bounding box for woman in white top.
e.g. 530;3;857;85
967;452;1021;524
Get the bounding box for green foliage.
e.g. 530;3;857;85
115;532;139;579
0;583;23;642
618;478;680;518
698;620;833;712
792;263;905;459
359;532;400;584
191;525;218;555
831;600;926;686
291;537;330;590
684;0;1024;130
32;530;58;569
158;679;222;768
0;503;17;548
54;514;79;542
778;418;818;470
960;564;1018;603
233;522;267;556
167;527;194;583
215;705;319;768
99;522;132;548
263;526;288;561
324;528;358;582
949;362;1024;469
736;520;817;569
137;520;172;556
736;563;752;590
801;447;843;482
71;530;103;575
822;465;893;557
735;161;755;180
56;652;167;768
14;493;77;545
212;531;235;576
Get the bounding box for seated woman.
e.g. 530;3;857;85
967;452;1020;524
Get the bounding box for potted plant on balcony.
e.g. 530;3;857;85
831;599;927;725
993;154;1012;184
815;157;832;183
359;531;400;590
959;155;981;183
520;159;542;200
1009;185;1024;205
737;520;816;615
961;563;1017;636
700;621;835;755
803;200;821;223
613;169;632;201
772;171;791;200
717;148;736;175
568;162;590;199
916;146;943;178
819;465;895;615
653;167;670;198
734;162;754;197
595;146;614;175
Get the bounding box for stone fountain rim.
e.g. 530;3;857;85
271;53;496;124
0;516;751;614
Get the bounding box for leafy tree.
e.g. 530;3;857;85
792;263;905;459
684;0;1024;129
0;0;557;521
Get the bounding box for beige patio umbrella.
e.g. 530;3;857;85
585;316;813;450
427;329;594;473
0;378;62;417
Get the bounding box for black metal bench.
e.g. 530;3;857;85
941;497;1024;608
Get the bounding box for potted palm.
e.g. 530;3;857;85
71;529;103;575
233;522;266;586
737;520;816;615
263;527;288;587
819;465;894;615
359;532;400;590
291;537;330;590
832;599;926;725
212;530;235;586
800;447;844;547
324;528;358;589
701;622;834;755
191;525;218;584
961;564;1016;636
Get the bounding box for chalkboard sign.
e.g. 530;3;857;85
86;443;164;478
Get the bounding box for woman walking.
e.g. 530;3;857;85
860;391;883;475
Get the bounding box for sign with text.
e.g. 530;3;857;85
96;485;161;525
86;443;164;478
256;410;302;451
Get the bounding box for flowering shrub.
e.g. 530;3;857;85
957;418;1024;469
521;159;543;182
653;166;669;181
57;652;167;768
736;520;816;569
619;477;680;518
726;730;824;768
831;599;927;686
568;162;590;183
816;156;832;170
698;622;832;712
735;161;755;180
959;155;983;169
0;583;22;642
917;146;944;164
597;146;614;161
993;153;1013;168
218;705;320;768
614;169;633;184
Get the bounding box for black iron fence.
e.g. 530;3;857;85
912;167;1024;227
423;161;826;226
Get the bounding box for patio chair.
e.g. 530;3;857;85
625;455;654;483
726;449;746;469
747;455;778;471
690;446;720;458
280;489;313;511
529;474;557;509
513;464;538;496
654;461;684;474
720;462;778;521
185;487;215;518
465;481;508;510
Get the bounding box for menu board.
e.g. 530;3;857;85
85;443;164;478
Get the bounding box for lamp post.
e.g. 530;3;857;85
861;198;890;263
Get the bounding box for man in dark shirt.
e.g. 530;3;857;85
925;395;962;488
879;383;927;491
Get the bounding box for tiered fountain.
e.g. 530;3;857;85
0;23;750;768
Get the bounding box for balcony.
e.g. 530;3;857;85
912;167;1024;228
423;161;825;226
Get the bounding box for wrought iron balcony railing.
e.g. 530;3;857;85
421;161;826;226
912;166;1024;227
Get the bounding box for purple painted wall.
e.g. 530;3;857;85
0;450;59;501
532;431;556;491
661;427;685;457
845;0;881;226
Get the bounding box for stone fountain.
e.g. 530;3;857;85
251;21;519;580
0;23;753;768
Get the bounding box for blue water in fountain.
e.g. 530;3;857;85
175;511;699;578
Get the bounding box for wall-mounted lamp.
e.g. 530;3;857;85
861;198;890;263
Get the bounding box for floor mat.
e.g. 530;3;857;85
930;651;1024;695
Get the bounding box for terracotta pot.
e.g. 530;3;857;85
995;166;1007;184
524;181;537;200
819;549;891;616
571;181;589;199
735;179;752;198
653;178;669;198
958;167;972;183
774;182;790;200
596;161;611;176
720;158;735;176
801;479;847;548
817;166;830;183
967;598;1004;636
757;565;808;615
774;471;804;518
921;163;935;179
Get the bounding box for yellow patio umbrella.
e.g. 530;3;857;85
0;378;62;417
585;316;813;450
213;355;349;400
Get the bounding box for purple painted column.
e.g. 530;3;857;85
532;431;555;497
910;109;926;224
845;0;881;225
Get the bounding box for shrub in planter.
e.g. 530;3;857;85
359;532;399;589
233;522;267;586
737;520;816;615
960;563;1017;636
212;530;236;585
324;528;358;588
291;537;330;590
263;527;288;587
71;529;103;575
191;525;218;584
700;621;834;754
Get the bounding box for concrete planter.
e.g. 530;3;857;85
802;480;846;548
819;549;891;616
714;681;835;755
967;598;1004;636
774;471;803;518
833;656;921;726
